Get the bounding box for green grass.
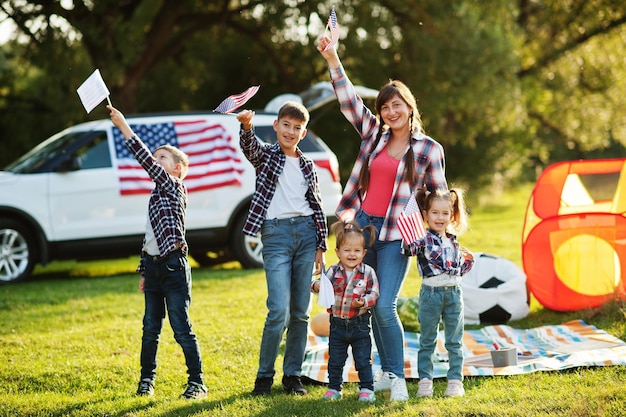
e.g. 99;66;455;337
1;184;625;416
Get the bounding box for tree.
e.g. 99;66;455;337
1;0;626;192
0;0;332;166
516;0;626;175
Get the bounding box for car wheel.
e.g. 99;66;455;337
0;220;36;284
230;213;264;269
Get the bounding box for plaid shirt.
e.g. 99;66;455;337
126;136;188;272
330;65;448;241
239;127;328;251
408;229;474;278
324;262;379;319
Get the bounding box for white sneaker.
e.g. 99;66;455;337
416;378;433;397
373;370;395;391
389;376;409;401
444;379;465;397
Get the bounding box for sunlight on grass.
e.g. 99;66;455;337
2;183;625;416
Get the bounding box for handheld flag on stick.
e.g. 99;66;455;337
323;6;339;51
77;69;111;113
214;85;260;114
317;267;334;308
397;192;426;245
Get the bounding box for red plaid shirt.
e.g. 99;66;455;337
325;262;379;319
330;65;448;241
126;136;188;272
239;127;328;251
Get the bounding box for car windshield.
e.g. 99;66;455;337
4;131;87;174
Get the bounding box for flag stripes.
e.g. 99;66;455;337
76;69;110;113
397;193;426;245
113;120;243;195
323;6;340;51
214;85;260;114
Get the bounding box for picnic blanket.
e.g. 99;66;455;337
302;320;626;382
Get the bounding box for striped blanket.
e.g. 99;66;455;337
302;320;626;382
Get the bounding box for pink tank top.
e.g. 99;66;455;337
361;150;400;216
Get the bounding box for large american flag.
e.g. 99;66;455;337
214;85;260;114
112;120;243;195
397;192;427;245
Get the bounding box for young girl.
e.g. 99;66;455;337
407;188;474;398
312;220;379;402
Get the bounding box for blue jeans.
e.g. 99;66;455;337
257;215;317;378
140;250;204;385
356;210;410;378
327;312;374;391
417;284;464;381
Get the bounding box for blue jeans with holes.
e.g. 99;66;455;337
356;210;410;378
257;215;317;379
140;250;204;385
327;312;374;391
417;284;464;381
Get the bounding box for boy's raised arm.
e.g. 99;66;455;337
108;105;134;139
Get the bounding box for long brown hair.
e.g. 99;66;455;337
357;80;423;192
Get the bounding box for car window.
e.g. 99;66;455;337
253;126;324;153
5;131;84;173
5;130;111;173
72;133;111;169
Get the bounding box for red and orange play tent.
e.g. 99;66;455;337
522;158;626;311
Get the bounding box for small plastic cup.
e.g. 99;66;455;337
490;347;518;367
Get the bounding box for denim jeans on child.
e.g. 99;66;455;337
327;312;374;391
140;250;204;385
417;284;464;381
356;210;410;378
257;215;317;378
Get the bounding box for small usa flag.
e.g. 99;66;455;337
323;6;339;51
397;192;426;245
214;85;260;114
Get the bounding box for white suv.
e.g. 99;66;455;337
0;85;366;283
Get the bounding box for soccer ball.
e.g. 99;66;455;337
461;253;530;325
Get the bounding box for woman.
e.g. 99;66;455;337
317;36;448;401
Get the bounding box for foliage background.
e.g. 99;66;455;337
1;0;626;192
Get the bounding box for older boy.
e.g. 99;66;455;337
108;105;208;400
237;102;327;396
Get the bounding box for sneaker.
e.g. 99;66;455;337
373;370;396;391
416;378;433;397
322;389;342;400
358;388;376;402
389;376;409;401
181;381;208;399
252;377;273;396
136;379;154;396
282;375;307;395
444;380;464;397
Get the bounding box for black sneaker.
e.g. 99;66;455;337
136;379;154;396
282;375;307;395
252;377;273;396
181;381;208;400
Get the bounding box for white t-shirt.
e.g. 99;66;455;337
266;155;314;219
143;215;160;256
